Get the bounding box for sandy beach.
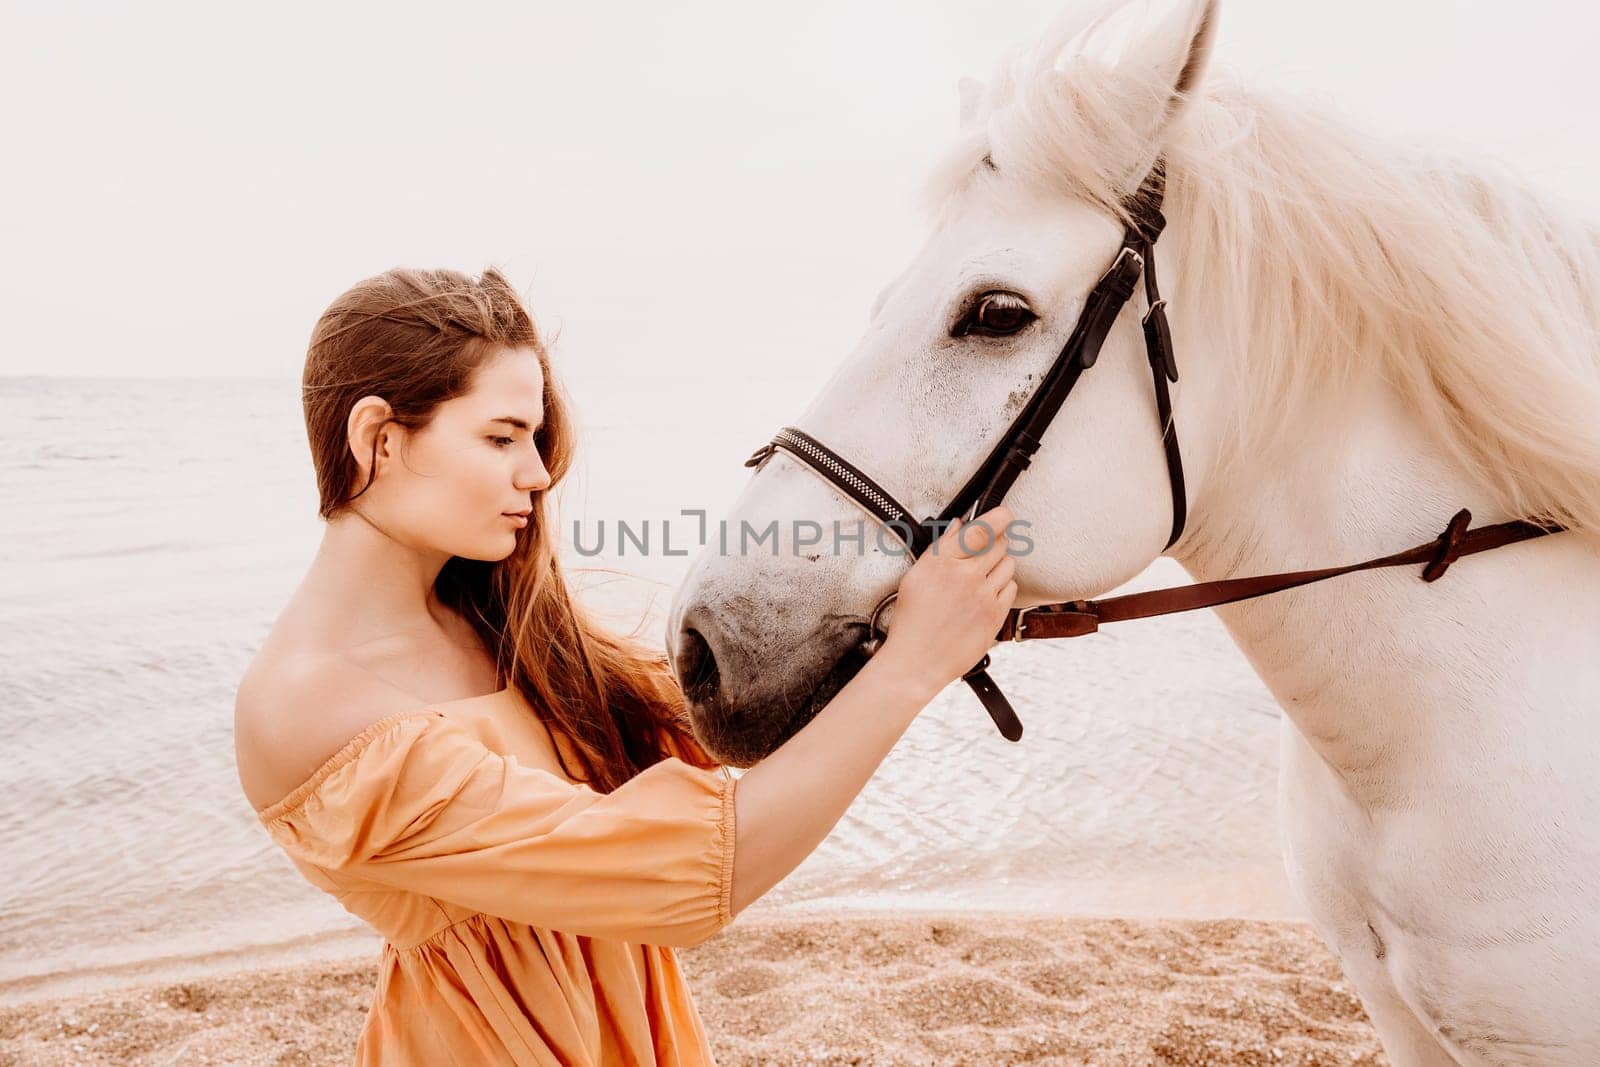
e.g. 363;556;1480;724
0;912;1385;1066
6;381;1360;1064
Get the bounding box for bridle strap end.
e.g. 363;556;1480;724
960;661;1024;742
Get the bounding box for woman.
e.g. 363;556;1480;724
233;265;1018;1065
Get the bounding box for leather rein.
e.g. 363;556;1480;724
743;157;1568;742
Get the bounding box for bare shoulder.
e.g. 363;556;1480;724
234;652;430;813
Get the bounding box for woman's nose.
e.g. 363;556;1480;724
518;454;551;493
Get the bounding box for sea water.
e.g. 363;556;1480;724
0;374;1298;991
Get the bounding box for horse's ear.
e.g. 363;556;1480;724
1154;0;1218;130
968;0;1218;193
957;76;988;130
1045;0;1218;188
1088;0;1219;137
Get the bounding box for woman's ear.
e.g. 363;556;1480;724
347;395;397;478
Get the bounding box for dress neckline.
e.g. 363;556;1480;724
430;685;511;708
253;686;514;821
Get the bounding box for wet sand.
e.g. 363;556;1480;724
0;912;1385;1066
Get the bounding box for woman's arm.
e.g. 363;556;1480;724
246;507;1015;948
728;507;1017;914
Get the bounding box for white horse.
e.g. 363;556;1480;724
667;0;1600;1062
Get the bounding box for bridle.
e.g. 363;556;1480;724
743;157;1568;742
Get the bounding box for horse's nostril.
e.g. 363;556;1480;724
677;627;721;707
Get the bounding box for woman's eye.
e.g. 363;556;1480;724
956;292;1037;338
490;436;515;448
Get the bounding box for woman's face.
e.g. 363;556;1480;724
354;346;552;562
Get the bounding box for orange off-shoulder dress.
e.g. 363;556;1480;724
253;686;738;1066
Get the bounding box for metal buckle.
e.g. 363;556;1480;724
1097;245;1144;288
1011;605;1035;642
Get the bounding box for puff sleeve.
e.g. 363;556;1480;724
257;711;737;948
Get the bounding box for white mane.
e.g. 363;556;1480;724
925;4;1600;538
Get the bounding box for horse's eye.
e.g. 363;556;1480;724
956;292;1037;338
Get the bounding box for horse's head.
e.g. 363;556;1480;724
670;0;1223;766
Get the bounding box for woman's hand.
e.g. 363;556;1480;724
727;505;1020;916
875;505;1018;690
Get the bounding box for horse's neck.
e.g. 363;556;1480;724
1171;371;1586;793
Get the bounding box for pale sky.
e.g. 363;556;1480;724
3;0;1597;383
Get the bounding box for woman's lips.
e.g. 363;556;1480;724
503;514;528;527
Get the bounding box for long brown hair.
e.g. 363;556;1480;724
302;265;709;791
